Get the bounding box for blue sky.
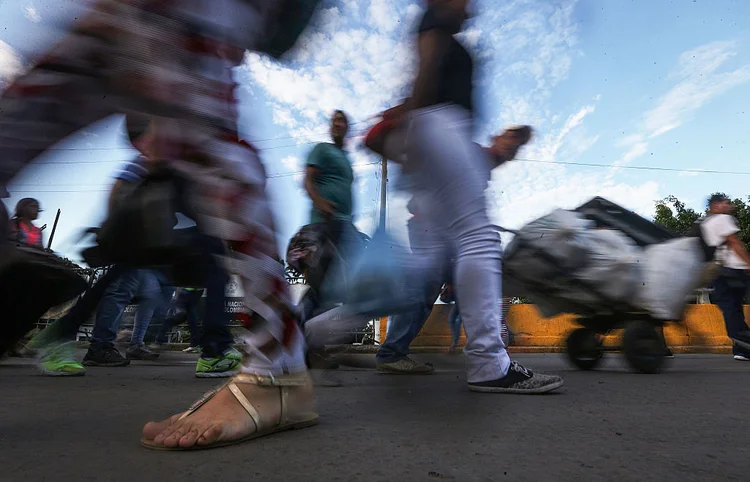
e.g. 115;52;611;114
2;0;750;262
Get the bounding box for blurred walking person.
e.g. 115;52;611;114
0;0;325;449
396;0;562;393
700;194;750;360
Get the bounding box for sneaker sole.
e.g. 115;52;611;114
468;379;564;394
733;356;749;361
39;367;86;377
195;369;241;379
82;360;131;367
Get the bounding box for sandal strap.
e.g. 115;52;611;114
233;372;309;387
228;382;261;430
178;383;227;421
178;372;309;426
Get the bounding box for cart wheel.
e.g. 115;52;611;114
566;328;603;371
622;320;665;374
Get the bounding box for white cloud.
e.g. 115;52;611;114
25;5;41;23
281;155;301;170
489;160;661;234
617;41;750;164
0;41;23;88
240;2;417;142
368;0;397;33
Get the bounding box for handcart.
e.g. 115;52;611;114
502;197;694;374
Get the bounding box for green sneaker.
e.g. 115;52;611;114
39;342;86;377
195;348;242;378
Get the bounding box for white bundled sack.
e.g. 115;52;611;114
504;209;643;316
510;209;594;271
633;237;705;320
576;228;642;304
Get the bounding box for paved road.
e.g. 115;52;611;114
1;352;748;481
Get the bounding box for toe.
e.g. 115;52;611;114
142;414;180;441
178;429;200;448
163;425;191;447
158;420;190;447
197;424;224;446
178;422;210;448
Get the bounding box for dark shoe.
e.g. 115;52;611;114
376;357;435;374
733;353;750;361
468;361;563;394
126;344;160;361
664;348;674;359
730;331;750;353
82;345;130;367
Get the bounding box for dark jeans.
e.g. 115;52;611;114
300;220;360;353
375;216;451;364
302;219;359;313
34;265;127;345
375;264;446;363
35;235;232;357
154;288;204;346
712;268;750;355
448;302;462;346
90;269;142;349
91;269;173;348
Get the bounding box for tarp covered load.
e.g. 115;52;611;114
503;209;706;320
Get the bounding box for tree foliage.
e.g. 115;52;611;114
653;193;750;249
653;195;701;235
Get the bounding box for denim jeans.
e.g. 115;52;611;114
32;265;126;346
90;269;141;350
130;270;174;346
712;268;750;355
375;217;451;363
155;288;204;346
448;303;462;346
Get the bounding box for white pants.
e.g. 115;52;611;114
406;104;510;383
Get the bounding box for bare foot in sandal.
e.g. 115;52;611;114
141;372;318;450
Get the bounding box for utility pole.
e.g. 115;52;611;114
379;155;387;230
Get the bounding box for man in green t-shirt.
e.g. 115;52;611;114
304;110;354;225
303;110;357;291
302;110;357;375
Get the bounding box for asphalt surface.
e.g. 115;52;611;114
1;351;749;482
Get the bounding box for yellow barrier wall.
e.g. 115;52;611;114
379;304;743;353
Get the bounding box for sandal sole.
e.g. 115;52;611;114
139;414;319;451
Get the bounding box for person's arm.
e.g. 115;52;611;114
725;234;750;270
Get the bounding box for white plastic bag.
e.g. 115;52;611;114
634;237;705;320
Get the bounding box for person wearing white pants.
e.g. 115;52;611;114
402;0;563;393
